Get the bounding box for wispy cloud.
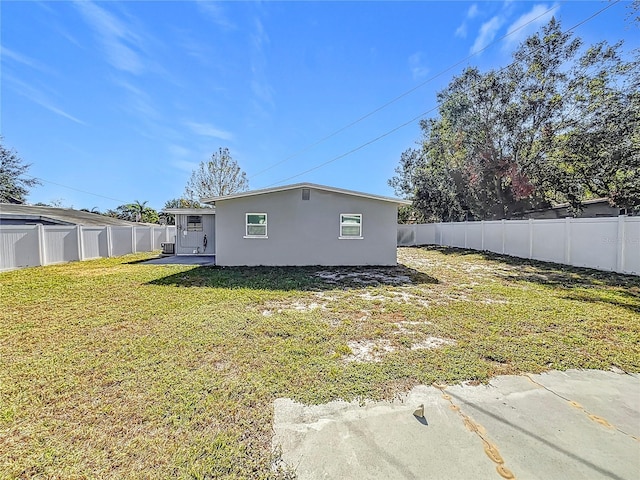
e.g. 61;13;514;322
172;159;200;173
112;77;160;119
1;47;57;75
185;121;234;141
73;0;145;75
408;52;429;80
470;15;505;54
455;3;480;38
4;74;86;125
168;144;192;158
503;3;559;49
196;0;236;30
249;16;275;113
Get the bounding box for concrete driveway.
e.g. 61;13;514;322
273;370;639;480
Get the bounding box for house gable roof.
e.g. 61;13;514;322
201;183;411;206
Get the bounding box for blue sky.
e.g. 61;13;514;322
2;1;637;211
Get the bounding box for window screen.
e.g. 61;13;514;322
246;213;267;237
340;214;362;237
186;215;203;232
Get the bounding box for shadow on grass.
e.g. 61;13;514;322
147;264;438;291
414;245;640;315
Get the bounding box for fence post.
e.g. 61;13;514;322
131;226;136;253
37;224;45;266
76;225;84;261
149;227;154;251
106;226;113;258
501;219;506;254
481;221;485;251
439;222;443;246
412;224;417;246
564;217;571;265
464;221;468;249
616;215;626;273
528;218;534;259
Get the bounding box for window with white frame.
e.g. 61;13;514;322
340;213;362;238
246;213;267;237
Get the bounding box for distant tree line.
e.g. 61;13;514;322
390;19;639;222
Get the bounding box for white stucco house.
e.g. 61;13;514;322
164;183;410;266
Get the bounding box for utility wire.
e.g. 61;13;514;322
23;174;128;204
263;0;621;188
249;1;563;180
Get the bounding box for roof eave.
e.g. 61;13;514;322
201;182;411;206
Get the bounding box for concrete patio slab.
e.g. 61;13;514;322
273;370;640;480
141;255;216;266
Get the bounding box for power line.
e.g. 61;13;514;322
249;1;563;180
23;174;128;204
263;0;621;188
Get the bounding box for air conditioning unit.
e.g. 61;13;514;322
161;242;175;255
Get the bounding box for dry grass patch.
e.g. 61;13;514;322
1;247;639;478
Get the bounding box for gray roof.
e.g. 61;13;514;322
163;208;216;215
201;182;412;205
0;204;139;226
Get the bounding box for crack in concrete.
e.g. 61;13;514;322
433;383;517;479
525;374;640;442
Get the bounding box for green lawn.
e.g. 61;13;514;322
1;247;638;479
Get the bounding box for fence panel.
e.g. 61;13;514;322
415;224;436;245
0;226;41;270
135;226;152;252
449;223;466;248
152;227;170;250
569;218;618;272
397;225;415;247
111;227;134;257
44;226;79;264
531;220;565;264
504;220;530;258
466;222;483;250
483;221;503;254
397;216;637;276
82;227;109;259
1;225;176;271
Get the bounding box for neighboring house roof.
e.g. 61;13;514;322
163;208;216;215
550;197;611;210
0;204;138;226
201;183;412;205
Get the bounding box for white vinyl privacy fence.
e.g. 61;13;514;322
0;225;176;271
398;216;639;276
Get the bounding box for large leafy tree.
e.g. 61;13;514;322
390;19;639;220
184;147;248;201
0;137;41;203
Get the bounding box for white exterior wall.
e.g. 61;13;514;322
215;187;399;266
398;216;639;275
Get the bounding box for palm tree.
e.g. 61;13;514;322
128;200;148;222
